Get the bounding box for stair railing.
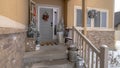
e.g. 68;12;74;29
72;27;108;68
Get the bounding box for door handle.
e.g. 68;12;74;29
51;22;53;27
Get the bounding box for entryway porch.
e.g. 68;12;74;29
24;0;115;68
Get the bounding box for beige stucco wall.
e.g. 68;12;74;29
33;0;114;29
0;0;28;27
67;0;114;29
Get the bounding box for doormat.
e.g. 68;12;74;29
40;42;57;46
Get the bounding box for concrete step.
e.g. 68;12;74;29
31;59;74;68
23;45;68;63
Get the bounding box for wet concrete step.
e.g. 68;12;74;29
31;59;74;68
23;45;68;63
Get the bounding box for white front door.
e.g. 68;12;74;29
39;8;53;42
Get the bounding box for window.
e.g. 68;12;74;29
101;12;107;27
76;9;91;27
94;11;107;28
94;11;100;27
76;9;82;26
75;7;108;28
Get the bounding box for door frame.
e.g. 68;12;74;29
38;5;60;40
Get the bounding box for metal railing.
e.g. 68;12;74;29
72;27;109;68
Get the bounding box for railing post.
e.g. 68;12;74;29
100;45;108;68
72;26;74;43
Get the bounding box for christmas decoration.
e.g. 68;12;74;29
42;12;49;21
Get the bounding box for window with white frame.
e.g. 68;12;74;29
76;9;92;27
75;8;108;28
94;11;107;28
76;9;82;27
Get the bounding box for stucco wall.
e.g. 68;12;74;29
33;0;114;29
67;0;114;29
0;0;28;26
0;1;28;67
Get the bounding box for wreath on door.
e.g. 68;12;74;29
42;12;49;21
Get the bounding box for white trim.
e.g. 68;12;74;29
113;14;115;29
87;7;109;12
76;27;114;31
113;10;115;30
91;19;94;28
37;5;60;40
87;28;114;31
53;8;60;39
74;6;82;27
107;11;109;29
0;15;26;29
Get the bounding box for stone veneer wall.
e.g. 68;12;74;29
25;38;36;52
0;28;26;68
87;31;115;49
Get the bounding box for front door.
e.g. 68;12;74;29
39;8;53;42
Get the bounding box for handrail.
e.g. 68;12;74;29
72;27;109;68
74;27;100;54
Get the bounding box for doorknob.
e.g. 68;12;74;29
51;22;53;27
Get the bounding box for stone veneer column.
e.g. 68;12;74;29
0;28;26;68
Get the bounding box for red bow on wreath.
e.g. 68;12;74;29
42;12;49;21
